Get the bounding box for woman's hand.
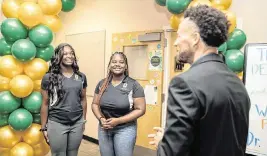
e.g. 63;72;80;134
100;118;109;129
101;118;121;129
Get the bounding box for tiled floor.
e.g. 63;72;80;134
46;139;156;156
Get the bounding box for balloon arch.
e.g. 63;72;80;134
0;0;76;155
156;0;246;79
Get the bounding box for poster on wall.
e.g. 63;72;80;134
149;50;162;71
144;85;157;105
243;43;267;156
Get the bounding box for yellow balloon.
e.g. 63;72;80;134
237;72;243;80
0;75;10;91
18;0;38;3
0;147;10;156
18;2;43;27
211;0;232;10
42;15;63;32
32;139;50;156
0;126;21;148
22;124;44;146
222;10;236;34
10;75;34;98
0;55;24;79
170;14;183;30
188;0;212;8
1;0;20;18
38;0;62;15
34;79;42;91
10;142;34;156
24;58;49;80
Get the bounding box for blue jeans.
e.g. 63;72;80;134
98;123;137;156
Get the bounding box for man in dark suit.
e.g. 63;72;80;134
148;5;251;156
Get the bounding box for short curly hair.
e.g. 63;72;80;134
184;5;229;47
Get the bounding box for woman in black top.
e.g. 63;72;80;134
40;43;87;156
92;52;146;156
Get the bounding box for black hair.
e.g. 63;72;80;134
184;5;229;47
47;43;82;102
98;52;129;96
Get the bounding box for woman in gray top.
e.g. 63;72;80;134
40;43;87;156
92;52;146;156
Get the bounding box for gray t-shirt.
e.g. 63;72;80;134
41;72;87;125
95;76;145;127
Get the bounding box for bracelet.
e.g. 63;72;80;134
39;128;47;132
99;116;104;120
83;119;87;123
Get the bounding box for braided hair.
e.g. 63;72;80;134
48;43;82;103
98;52;129;96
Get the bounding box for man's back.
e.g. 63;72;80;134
157;53;250;156
182;53;250;156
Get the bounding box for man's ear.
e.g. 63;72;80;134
192;32;201;46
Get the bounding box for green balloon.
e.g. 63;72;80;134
156;0;166;6
62;0;76;12
36;45;54;62
227;29;247;50
8;108;33;131
22;91;42;113
0;38;12;56
225;49;244;73
218;42;227;55
0;113;9;127
0;91;21;114
33;113;41;124
29;25;53;48
0;18;28;43
11;39;36;62
166;0;190;14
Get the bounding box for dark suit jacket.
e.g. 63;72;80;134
157;53;251;156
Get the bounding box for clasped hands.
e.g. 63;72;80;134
100;117;121;129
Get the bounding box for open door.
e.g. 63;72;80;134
112;30;164;150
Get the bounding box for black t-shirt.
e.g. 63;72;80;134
95;76;145;127
41;72;87;125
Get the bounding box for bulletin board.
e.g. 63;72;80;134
243;43;267;156
66;30;106;97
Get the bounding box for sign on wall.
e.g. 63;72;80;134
244;43;267;156
149;50;162;71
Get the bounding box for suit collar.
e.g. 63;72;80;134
190;53;224;68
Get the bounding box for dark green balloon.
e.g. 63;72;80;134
156;0;166;6
0;113;9;127
29;25;53;48
0;18;28;43
166;0;190;14
36;45;54;62
11;39;36;62
62;0;76;12
0;91;21;114
33;113;41;124
218;42;227;55
227;29;247;50
22;91;42;113
8;108;33;131
225;49;244;73
0;38;12;56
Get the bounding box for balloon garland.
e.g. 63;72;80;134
0;0;76;155
155;0;246;79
